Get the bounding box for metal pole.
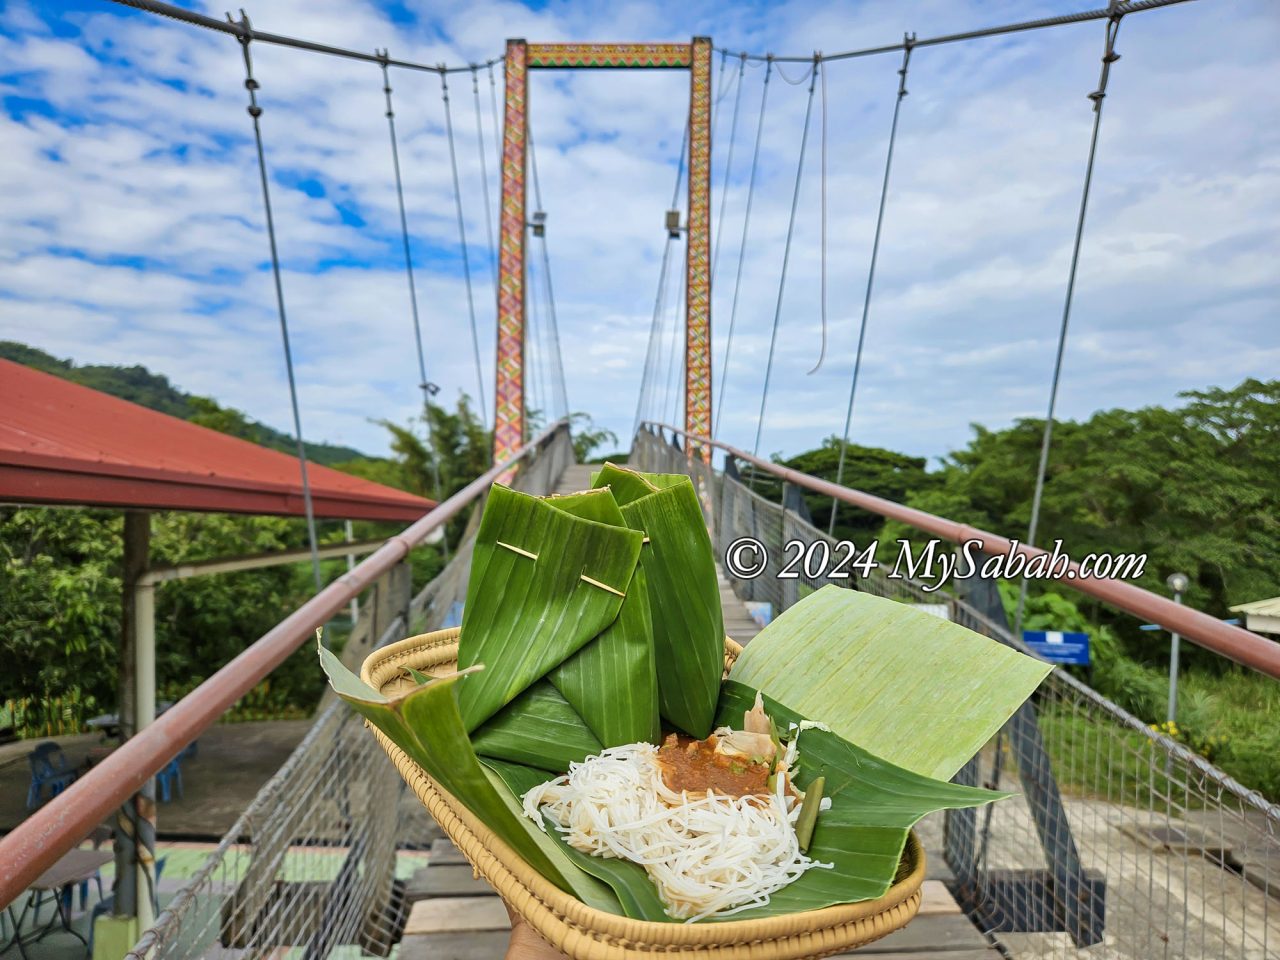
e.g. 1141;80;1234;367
345;519;358;625
133;574;157;930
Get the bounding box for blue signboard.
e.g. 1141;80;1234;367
1023;630;1090;666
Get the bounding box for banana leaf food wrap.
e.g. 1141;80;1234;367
320;464;1051;923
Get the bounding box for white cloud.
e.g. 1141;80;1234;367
0;0;1276;469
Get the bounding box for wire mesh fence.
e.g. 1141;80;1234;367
632;426;1278;960
120;425;577;960
123;691;415;960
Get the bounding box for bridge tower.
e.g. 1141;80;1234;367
493;38;713;464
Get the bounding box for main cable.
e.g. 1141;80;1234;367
750;57;820;478
713;60;773;438
235;13;321;593
828;38;914;535
714;0;1193;63
440;71;490;427
114;0;501;73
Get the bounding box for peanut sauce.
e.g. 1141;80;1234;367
656;733;771;798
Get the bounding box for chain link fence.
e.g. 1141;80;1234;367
632;426;1277;960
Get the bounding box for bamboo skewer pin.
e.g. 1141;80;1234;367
580;573;626;597
498;541;539;560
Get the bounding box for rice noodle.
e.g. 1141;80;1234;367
521;743;832;922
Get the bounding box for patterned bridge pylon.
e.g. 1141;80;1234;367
493;38;714;466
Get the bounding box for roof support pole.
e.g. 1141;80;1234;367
132;557;158;933
110;511;153;931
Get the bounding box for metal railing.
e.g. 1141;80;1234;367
0;420;570;909
113;424;575;960
633;424;1278;960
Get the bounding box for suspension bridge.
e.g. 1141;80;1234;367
0;1;1277;958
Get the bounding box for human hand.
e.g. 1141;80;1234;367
503;901;568;960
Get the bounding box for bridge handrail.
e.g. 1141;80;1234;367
645;422;1280;680
0;420;570;909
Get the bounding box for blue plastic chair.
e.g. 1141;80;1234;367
26;742;77;809
156;758;183;803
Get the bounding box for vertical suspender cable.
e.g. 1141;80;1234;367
714;60;772;438
657;126;689;429
1013;11;1125;636
710;56;746;310
236;17;321;592
634;236;675;436
487;62;503;177
472;66;499;295
750;57;819;478
809;53;828;375
527;122;569;420
379;54;445;514
828;37;914;534
440;71;489;427
634;126;688;434
664;246;689;430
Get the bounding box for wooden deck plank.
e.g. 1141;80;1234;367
398;930;510;960
406;865;496;900
404;896;509;936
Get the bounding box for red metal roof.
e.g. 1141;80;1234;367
0;358;435;522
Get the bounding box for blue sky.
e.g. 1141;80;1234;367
1;0;1277;464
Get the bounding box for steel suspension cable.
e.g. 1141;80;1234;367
472;67;499;298
378;54;445;512
235;16;322;593
810;53;829;376
713;0;1193;64
487;63;503;178
525;238;549;430
439;72;489;428
634;239;675;436
527;122;570;420
750;58;820;476
713;60;772;438
664;245;689;431
828;38;914;535
710;55;747;295
655;127;690;429
113;0;501;74
634;126;689;433
1013;11;1126;637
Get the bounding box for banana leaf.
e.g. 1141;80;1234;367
456;484;645;731
484;759;676;922
490;680;1006;922
479;763;627;916
471;681;603;772
542;489;662;747
711;682;1008;917
589;463;658;505
604;473;723;738
729;586;1053;780
315;642;572;890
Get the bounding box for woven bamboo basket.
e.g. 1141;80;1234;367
361;629;925;960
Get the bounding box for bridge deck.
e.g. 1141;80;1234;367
398;465;996;958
